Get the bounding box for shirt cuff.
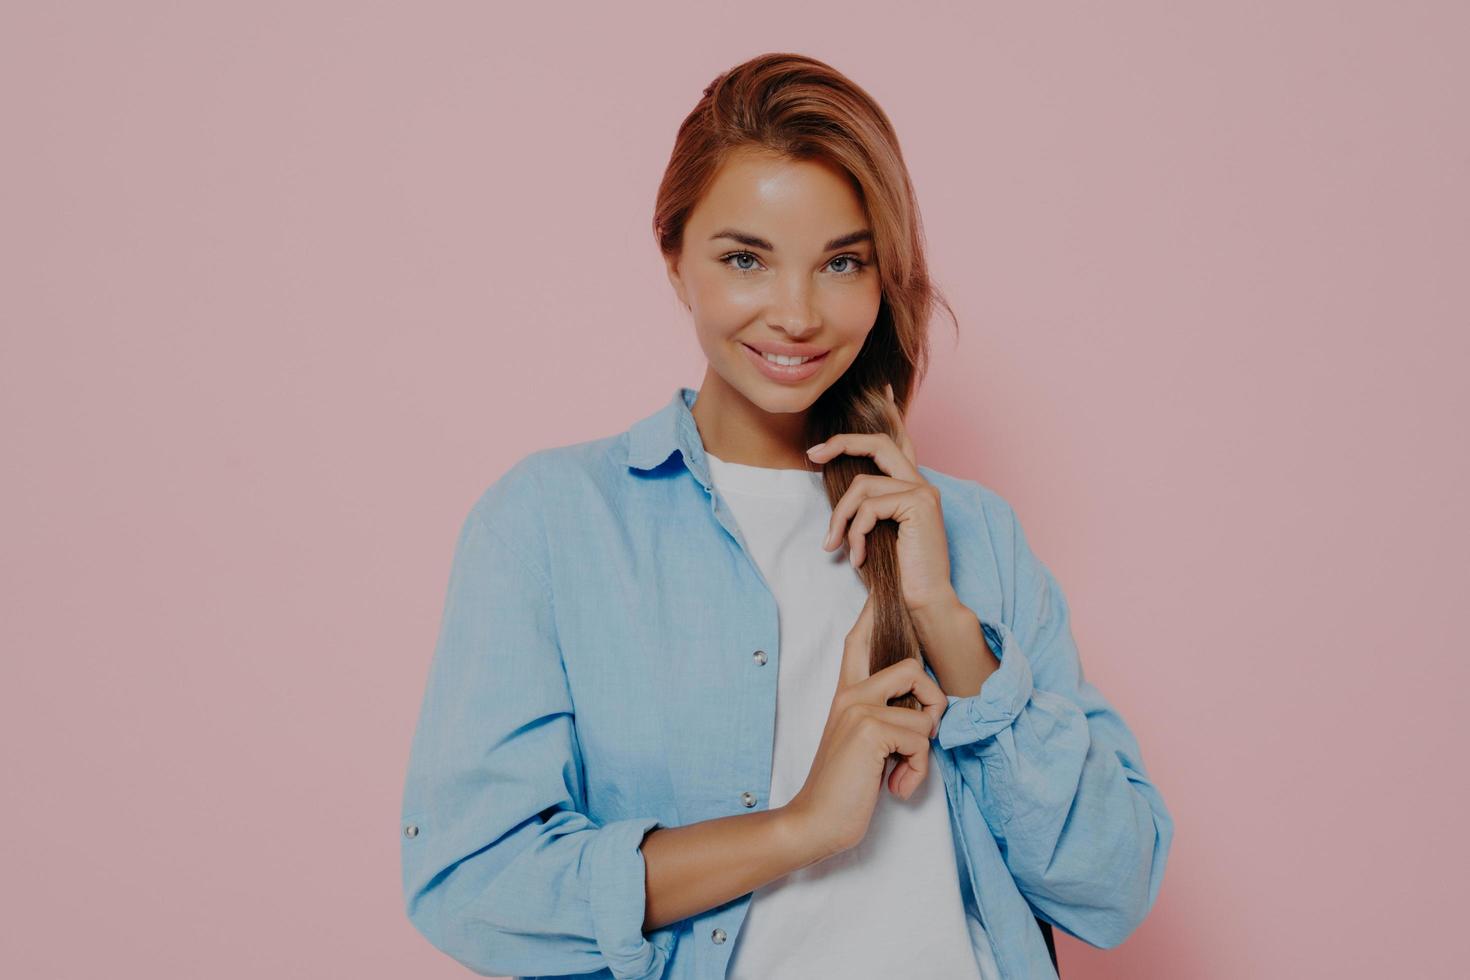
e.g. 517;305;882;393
585;815;667;980
934;619;1035;751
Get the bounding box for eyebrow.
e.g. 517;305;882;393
709;228;873;252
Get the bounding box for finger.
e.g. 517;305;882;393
867;717;931;788
891;747;930;799
889;753;930;799
807;432;922;483
837;594;876;690
899;658;949;736
914;672;948;739
844;488;930;569
853;658;948;735
890;760;911;798
822;474;914;552
867;702;936;739
877;708;932;798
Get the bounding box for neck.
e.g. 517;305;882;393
690;368;819;471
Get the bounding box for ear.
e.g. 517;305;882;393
663;250;690;310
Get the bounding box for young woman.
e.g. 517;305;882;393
400;53;1173;980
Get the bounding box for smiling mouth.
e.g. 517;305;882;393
742;343;829;365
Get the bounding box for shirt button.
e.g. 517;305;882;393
740;791;757;807
711;927;727;944
752;649;767;666
403;823;418;838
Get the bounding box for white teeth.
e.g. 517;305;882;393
761;351;815;365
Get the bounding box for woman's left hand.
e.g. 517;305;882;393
808;383;960;616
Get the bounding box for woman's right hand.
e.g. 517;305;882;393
782;593;950;862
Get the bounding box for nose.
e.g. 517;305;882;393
765;275;820;338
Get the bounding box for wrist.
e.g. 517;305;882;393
772;801;837;871
908;593;994;698
908;590;969;643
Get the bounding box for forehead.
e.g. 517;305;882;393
687;148;868;246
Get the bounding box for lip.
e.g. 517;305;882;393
741;342;829;383
743;339;829;357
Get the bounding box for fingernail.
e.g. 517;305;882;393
806;442;825;455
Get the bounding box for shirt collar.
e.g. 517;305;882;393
624;386;714;489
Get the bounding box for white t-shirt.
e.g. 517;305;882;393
706;451;1000;980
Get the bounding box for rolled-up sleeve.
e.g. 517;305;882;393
934;497;1175;950
400;496;672;980
935;618;1033;744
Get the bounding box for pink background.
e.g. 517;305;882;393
4;3;1465;978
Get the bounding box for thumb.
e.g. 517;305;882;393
838;593;876;691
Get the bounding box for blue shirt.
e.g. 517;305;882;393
400;386;1174;980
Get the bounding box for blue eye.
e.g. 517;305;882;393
720;251;763;274
717;251;868;277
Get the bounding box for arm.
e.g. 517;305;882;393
642;805;822;932
401;505;670;979
928;497;1175;950
401;499;826;980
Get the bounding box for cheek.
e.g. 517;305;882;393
686;270;762;330
692;274;763;314
826;282;883;335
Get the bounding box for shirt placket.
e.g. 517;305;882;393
679;443;787;977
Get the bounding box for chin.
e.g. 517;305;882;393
753;392;817;414
739;378;829;414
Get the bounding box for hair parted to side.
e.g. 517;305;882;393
653;52;959;713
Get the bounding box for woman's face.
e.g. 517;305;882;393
664;148;883;418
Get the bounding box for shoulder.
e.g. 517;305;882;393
464;430;632;558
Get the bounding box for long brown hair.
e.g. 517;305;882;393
653;53;958;711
